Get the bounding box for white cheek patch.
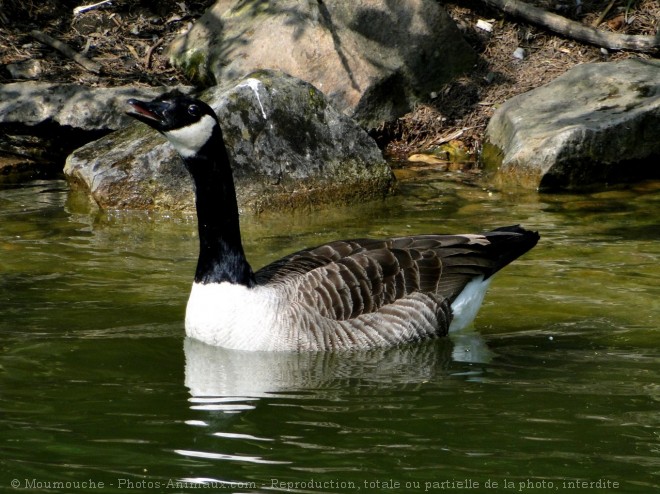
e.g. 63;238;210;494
164;114;216;158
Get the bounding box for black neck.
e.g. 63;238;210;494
183;127;255;287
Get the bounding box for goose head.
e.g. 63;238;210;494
127;91;220;161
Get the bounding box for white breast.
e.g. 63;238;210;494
185;282;285;351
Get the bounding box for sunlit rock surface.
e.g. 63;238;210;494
167;0;476;129
483;59;660;190
0;83;189;181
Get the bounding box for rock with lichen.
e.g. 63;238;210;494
64;70;394;213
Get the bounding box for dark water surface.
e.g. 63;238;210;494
1;174;658;493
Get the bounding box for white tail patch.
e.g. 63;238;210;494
449;276;492;332
164;114;216;158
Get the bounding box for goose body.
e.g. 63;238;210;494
127;91;539;351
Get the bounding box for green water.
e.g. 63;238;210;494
1;174;658;494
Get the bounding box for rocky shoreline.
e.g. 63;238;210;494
1;0;658;211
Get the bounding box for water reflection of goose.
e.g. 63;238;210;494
127;91;538;352
183;334;493;404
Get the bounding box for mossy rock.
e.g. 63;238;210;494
65;70;394;213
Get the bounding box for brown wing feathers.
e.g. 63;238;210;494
255;227;539;324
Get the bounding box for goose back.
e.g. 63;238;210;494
256;231;529;317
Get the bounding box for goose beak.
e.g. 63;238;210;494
126;99;169;130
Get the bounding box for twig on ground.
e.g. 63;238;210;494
30;29;102;74
73;0;113;16
145;38;164;69
592;0;617;27
480;0;659;53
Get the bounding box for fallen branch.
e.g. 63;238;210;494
30;29;102;74
480;0;659;53
432;128;467;146
73;0;113;16
145;38;165;69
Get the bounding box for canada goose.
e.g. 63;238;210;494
127;91;539;351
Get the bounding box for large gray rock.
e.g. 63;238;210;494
483;59;660;190
64;71;394;213
0;83;190;180
0;83;174;130
167;0;476;129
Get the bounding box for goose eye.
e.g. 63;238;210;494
188;104;200;117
